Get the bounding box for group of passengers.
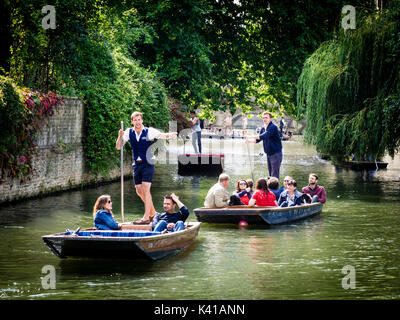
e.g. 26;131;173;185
92;173;326;232
204;173;326;208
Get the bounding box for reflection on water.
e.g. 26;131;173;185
0;136;399;299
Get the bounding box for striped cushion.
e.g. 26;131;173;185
65;229;160;237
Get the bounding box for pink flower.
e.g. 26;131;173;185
19;156;27;163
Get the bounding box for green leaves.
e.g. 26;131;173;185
297;8;400;160
78;6;169;174
6;1;170;175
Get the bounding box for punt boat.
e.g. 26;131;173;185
194;203;323;225
177;154;224;175
42;222;201;260
342;161;388;170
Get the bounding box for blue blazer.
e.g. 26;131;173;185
256;122;282;156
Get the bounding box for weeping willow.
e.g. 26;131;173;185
297;8;400;160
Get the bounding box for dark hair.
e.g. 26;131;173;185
190;110;196;114
256;178;268;192
236;179;248;192
267;177;279;190
246;179;254;188
309;173;318;180
287;179;297;187
164;194;176;205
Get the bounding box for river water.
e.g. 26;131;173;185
0;136;399;300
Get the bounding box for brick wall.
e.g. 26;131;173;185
0;97;131;203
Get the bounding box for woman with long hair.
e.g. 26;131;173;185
248;178;277;207
93;195;121;230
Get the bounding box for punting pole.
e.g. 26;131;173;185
120;121;124;223
246;142;255;182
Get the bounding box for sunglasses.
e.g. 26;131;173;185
239;182;247;185
107;200;112;203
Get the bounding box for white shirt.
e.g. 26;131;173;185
191;117;201;132
122;127;161;161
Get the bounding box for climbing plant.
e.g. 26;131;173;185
0;76;63;182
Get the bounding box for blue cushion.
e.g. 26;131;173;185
65;229;160;237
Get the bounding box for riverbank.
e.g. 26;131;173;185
0;98;132;204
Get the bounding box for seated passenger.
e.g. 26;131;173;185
267;176;284;200
246;179;254;195
231;179;252;205
248;178;278;207
151;193;189;233
204;173;230;208
93;195;121;230
283;176;293;191
278;180;304;207
301;173;327;203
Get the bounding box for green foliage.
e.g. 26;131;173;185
5;0;393;180
132;0;214;108
7;0;170;174
201;0;370;116
0;77;28;180
6;0;374;126
74;5;170;173
297;8;400;159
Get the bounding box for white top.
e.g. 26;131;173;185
122;127;161;161
191;117;201;132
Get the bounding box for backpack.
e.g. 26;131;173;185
229;195;244;206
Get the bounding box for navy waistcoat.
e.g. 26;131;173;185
128;127;154;164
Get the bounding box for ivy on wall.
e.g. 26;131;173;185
0;76;63;183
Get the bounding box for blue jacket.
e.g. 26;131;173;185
151;206;190;230
278;190;304;207
270;186;284;201
94;209;119;230
129;127;154;164
256;122;282;156
232;190;253;199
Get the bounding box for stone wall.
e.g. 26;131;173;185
0;97;131;203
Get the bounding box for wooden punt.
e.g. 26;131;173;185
194;203;323;225
42;222;201;260
205;133;244;139
342;161;388;170
178;154;224;175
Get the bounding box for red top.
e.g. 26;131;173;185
240;194;250;205
252;190;277;206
